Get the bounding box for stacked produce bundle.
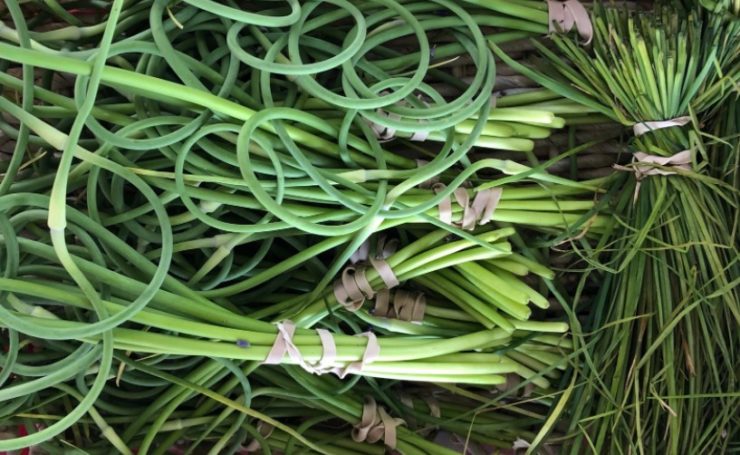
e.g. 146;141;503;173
0;0;606;453
498;1;739;453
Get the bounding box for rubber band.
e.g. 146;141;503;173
633;116;691;136
370;111;400;141
351;396;405;449
424;396;441;419
263;320;302;365
547;0;593;45
368;93;431;142
373;289;426;323
263;321;339;375
333;236;400;310
614;150;691;202
336;331;380;378
433;183;503;230
496;373;535;397
315;328;337;372
409;130;430;141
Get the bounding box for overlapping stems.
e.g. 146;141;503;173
0;0;598;452
496;3;739;453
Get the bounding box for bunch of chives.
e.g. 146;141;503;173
496;3;740;453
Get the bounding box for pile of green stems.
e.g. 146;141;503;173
491;3;740;452
0;0;606;452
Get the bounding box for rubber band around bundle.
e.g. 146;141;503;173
633;116;691;136
373;289;426;323
334;237;400;311
262;321;336;375
263;320;379;378
336;331;380;378
352;396;406;449
433;183;503;230
496;373;535;398
398;392;441;435
547;0;593;44
368;93;431;142
613;150;692;202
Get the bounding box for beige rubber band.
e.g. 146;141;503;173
333;237;400;311
433;183;454;224
352;396;406;449
474;187;503;225
424;396;441;419
369;257;399;289
399;392;417;428
547;0;593;44
395;290;426;323
397;392;438;434
337;331;380;378
373;289;426;323
315;328;337;372
633;116;690;136
350;241;370;264
369;93;431;142
614;150;691;202
433;184;503;230
333;267;367;311
373;289;392;318
353;265;377;299
263;320;300;365
263;321;342;376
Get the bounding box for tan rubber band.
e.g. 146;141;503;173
399;392;417;428
633;116;690;136
424;396;441;419
263;321;341;376
263;320;300;365
474;187;503;225
350;241;370;264
333;237;400;311
315;328;337;372
337;331;380;378
333;267;367;311
353;265;377;298
433;184;503;230
397;392;438;434
369;93;430;142
369;258;399;289
496;373;534;397
409;95;431;142
614;150;691;202
396;290;426;323
373;289;392;319
547;0;593;44
352;396;405;449
373;289;426;323
433;183;454;224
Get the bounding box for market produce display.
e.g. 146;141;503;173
0;0;737;454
